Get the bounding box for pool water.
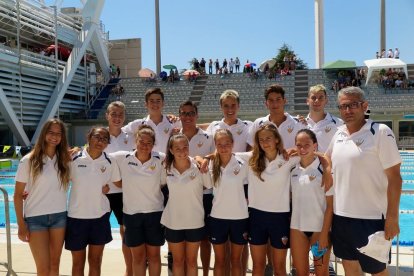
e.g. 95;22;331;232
1;152;414;245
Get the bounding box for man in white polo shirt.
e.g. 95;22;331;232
248;84;305;149
306;84;343;152
326;87;402;275
123;87;180;153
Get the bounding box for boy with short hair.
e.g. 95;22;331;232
248;84;305;149
123;88;180;153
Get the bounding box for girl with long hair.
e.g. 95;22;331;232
161;133;212;276
207;129;249;276
14;118;71;276
290;129;333;276
244;123;298;276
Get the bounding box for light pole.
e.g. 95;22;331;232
314;0;324;69
155;0;161;74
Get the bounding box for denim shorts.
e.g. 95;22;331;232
25;211;67;232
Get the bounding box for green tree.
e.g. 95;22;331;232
274;43;308;70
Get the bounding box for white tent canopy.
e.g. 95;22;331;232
363;58;408;86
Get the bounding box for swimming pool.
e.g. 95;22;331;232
1;153;414;245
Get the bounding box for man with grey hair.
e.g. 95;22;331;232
326;87;402;275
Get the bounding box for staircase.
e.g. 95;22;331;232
188;75;208;105
87;78;120;119
293;70;309;113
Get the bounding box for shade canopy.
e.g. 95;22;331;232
363;58;408;86
322;60;356;69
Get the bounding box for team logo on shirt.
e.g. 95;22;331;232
233;167;240;175
324;126;332;133
167;173;174;177
281;236;288;245
124;137;128;144
197;141;204;148
164;127;170;134
236;129;243;135
308;174;316;181
354;139;364;147
128;162;138;166
287;126;294;133
100;166;107;173
149;162;156;171
78;164;87;168
190;171;197;180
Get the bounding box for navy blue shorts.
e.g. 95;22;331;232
165;227;206;243
332;214;388;274
106;192;123;225
25;211;67;232
123;211;165;247
203;193;213;221
208;217;248;245
248;208;290;249
65;212;112;251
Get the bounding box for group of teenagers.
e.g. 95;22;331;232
14;82;402;276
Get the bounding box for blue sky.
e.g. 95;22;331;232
54;0;414;71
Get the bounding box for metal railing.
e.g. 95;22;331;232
0;187;17;275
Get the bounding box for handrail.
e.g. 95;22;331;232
0;187;17;276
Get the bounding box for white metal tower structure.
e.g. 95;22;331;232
0;0;110;146
314;0;324;69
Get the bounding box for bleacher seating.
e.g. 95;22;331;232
97;69;414;124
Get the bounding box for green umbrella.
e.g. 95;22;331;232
322;60;356;69
163;64;177;70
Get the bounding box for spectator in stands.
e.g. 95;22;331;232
117;66;121;78
229;58;235;73
290;55;297;71
264;63;270;75
200;58;206;74
395;77;404;88
215;59;220;74
222;58;228;69
394;48;400;59
208;59;213;74
387;49;394;58
376;51;380;59
381;49;386;58
193;58;200;72
235;57;241;72
168;69;175;83
174;69;180;81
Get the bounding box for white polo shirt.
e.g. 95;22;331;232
290;158;334;232
15;154;67;218
306;113;343;153
122;115;181;153
209;155;249;220
326;120;401;219
248;114;306;149
181;128;215;157
161;158;212;230
182;128;215;195
236;152;299;212
68;149;121;219
206;118;252;152
112;150;165;215
104;130;136;194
